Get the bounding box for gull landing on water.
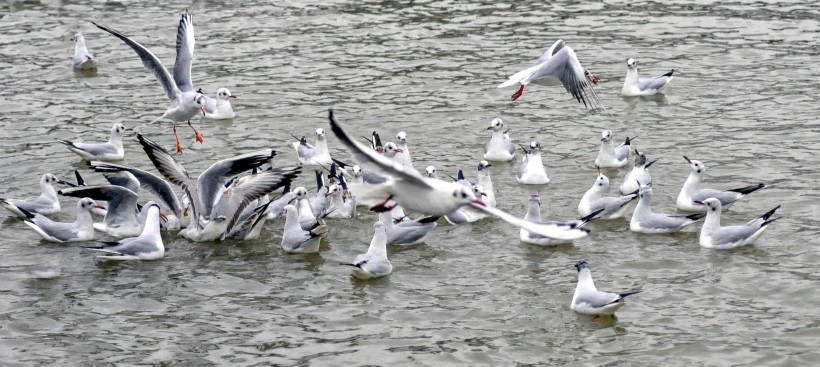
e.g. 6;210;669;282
94;10;206;153
622;58;674;97
497;39;605;111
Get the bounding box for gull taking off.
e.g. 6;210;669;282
516;141;550;185
57;123;128;161
497;40;604;111
202;87;236;120
483;118;515;162
578;167;639;220
22;198;100;243
622;58;674;97
620;150;656;195
571;260;641;316
94;10;207;152
72;33;97;71
697;198;780;249
87;202;165;261
341;221;392;279
1;174;67;217
595;130;633;168
676;156;764;212
630;183;705;234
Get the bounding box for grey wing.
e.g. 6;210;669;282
531;39;564;65
638;76;671;92
691;189;740;205
483;140;490;154
32;216;77;241
710;225;758;247
527;47;604;110
575;289;622;308
102;237;157;256
595;196;634;215
92;22;179;101
101;171;140;194
58;185;139;225
328;110;431;189
640;213;690;230
172;10;195;92
362;171;388;184
296;144;315;160
91;161;184;218
10;196;54;213
444;209;470;225
197;149;277;220
517;155;529;179
137;134;200;224
389;223;434;244
216;168;300;236
505;137;516;156
614;145;630;162
363;258;392;275
71;142;119;156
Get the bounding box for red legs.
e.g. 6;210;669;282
172;123;183;153
370;195;396;212
188;120;204;143
511;84;525;100
587;74;600;85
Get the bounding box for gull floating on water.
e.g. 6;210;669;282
328;109;589;241
72;33;97;71
424;166;438;179
578;167;639;220
697;198;780;249
202;87;236;120
620;149;656;195
571;260;642;316
622;58;674;97
341;221;392;279
22;198;100;242
94;10;207;152
280;204;323;253
676;156;764;212
326;174;356;218
483;117;515;162
516;141;550;185
630;183;705;234
292;128;333;170
394;131;415;170
1;174;67;217
521;193;597;245
87;202;165;261
497;39;604;111
57;123;129;161
595;129;633;168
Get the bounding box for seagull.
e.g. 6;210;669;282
578;167;639;219
424;166;438;179
622;58;674;97
1;174;68;218
264;183;294;221
292;128;333;170
21;198;101;242
476;161;496;207
620;150;657;195
58;184;151;237
341;221;392;279
483;117;515;162
697;198;780;249
497;39;604;111
89;161;185;229
328;109;589;241
222;199;274;240
595;130;633;168
280;204;323;253
72;33;97;71
571;260;642;316
57;123;129;161
137;133;298;241
378;211;437;246
394;131;415;170
93;10;207;153
516;141;550;185
676;156;764;212
333;158;388;185
630;183;706;234
382;142;402;159
309;171;331;218
86;202;165;261
202;87;236;120
326;175;356;218
521;193;598;245
444;183;487;225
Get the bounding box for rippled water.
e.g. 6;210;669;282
1;0;819;365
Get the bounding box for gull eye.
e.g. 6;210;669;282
461;192;467;198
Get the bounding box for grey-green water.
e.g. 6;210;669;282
1;0;818;365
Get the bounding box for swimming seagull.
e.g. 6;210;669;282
622;58;674;97
595;130;633;168
676;156;764;212
57;123;129;161
137;133;298;241
620;150;657;195
483;117;515;162
87;202;165;261
571;260;642;316
202;87;236;120
476;161;496;208
292;128;333;170
72;33;97;71
341;221;392;279
1;174;67;217
328;109;589;241
280;204;323;253
497;39;604;111
697;198;780;249
521;193;598;245
424;166;438;179
93;10;207;153
578;167;639;219
21;198;101;242
378;211;437;246
630;183;706;234
394;131;415;170
516;141;550;185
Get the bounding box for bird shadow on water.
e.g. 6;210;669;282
574;313;628;334
622;94;669;111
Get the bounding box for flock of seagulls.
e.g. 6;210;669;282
4;10;780;318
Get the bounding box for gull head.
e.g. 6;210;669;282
396;131;407;144
425;166;436;178
600;129;613;142
42;173;61;185
529;192;541;206
529;141;541;152
683;156;705;175
487;117;503;131
626;58;637;70
451;185;479;205
325;184;341;198
594;166;610;190
291;186;309;202
634;150;647;167
316;128;326;140
78;198;101;212
477;160;492;172
352;165;362;177
637;180;653;199
194;93;207;116
73;33;86;45
217;87;236;100
696;197;722;212
111;123;130;137
574;260;590;272
471;184;486;198
384;142;402;156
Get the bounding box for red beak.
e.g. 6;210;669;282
472;199;486;206
159;213;168;222
95;205;106;210
683;155;692;164
486;126;493;130
229;94;237;99
693;200;704;205
393;148;403;153
201;106;206;116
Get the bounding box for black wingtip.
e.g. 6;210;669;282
762;217;782;227
685;212;707;221
457;170;465;181
728;183;765;196
579;208;605;223
74;170;86;186
18;207;36;220
662;69;675;77
644;159;659;169
760;205;781;221
624;136;636;145
417;215;440;224
619;290;642;298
